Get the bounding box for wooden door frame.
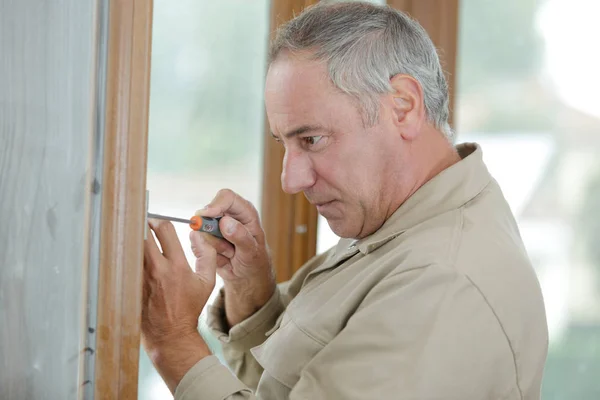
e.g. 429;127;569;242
93;0;153;398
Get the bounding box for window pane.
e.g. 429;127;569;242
139;0;270;398
456;0;600;398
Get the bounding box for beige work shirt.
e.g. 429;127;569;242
175;143;548;400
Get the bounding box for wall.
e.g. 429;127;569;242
0;1;100;398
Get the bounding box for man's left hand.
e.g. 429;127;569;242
141;219;216;392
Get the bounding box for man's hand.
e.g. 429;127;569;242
142;219;216;392
193;189;276;328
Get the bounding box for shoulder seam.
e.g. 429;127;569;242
452;181;524;399
448;207;464;267
463;274;524;400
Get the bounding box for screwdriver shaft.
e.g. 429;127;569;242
147;212;192;225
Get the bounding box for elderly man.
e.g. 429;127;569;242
142;2;548;399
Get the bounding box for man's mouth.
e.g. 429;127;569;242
314;200;335;209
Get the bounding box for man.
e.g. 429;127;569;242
142;2;548;399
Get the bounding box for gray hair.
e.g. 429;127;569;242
269;1;453;140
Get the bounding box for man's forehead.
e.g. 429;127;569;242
264;54;361;135
265;62;331;122
266;54;331;93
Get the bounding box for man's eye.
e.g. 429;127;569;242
303;136;323;146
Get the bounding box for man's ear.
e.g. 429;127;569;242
389;74;425;140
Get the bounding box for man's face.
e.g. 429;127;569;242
265;54;407;239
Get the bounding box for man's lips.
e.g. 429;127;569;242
310;199;334;207
314;200;336;210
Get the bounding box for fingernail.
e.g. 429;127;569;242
196;205;215;216
190;230;203;241
225;219;236;235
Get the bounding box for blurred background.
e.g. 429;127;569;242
141;0;600;398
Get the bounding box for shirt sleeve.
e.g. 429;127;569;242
205;286;286;390
174;356;250;400
174;286;287;400
202;249;333;391
177;265;520;400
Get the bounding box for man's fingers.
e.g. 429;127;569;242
148;219;186;263
193;239;217;287
144;224;163;265
218;216;259;258
141;270;150;306
190;232;231;272
195;189;259;226
217;254;230;269
190;230;235;259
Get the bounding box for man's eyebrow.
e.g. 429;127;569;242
270;125;324;140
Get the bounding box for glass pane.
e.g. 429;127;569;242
139;0;270;398
456;0;600;398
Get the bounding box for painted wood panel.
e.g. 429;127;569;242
0;1;100;398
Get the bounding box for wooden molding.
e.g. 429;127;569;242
261;0;319;283
387;0;460;125
94;0;153;398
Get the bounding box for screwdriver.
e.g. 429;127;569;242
147;212;224;239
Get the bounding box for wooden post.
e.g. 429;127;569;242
94;0;153;398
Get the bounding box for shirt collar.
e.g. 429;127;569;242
351;142;491;255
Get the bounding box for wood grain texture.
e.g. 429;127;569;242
261;0;320;283
387;0;460;126
0;1;98;399
93;0;153;398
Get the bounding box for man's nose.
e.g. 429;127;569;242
281;149;316;194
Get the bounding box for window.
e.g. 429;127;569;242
456;0;600;397
139;0;270;398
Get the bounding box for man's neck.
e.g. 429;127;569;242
384;130;461;224
408;132;460;197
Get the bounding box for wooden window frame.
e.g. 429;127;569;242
94;0;153;398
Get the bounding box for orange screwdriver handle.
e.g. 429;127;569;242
189;216;223;239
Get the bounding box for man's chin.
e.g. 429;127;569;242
323;217;354;239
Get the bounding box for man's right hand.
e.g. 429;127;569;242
191;189;275;329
